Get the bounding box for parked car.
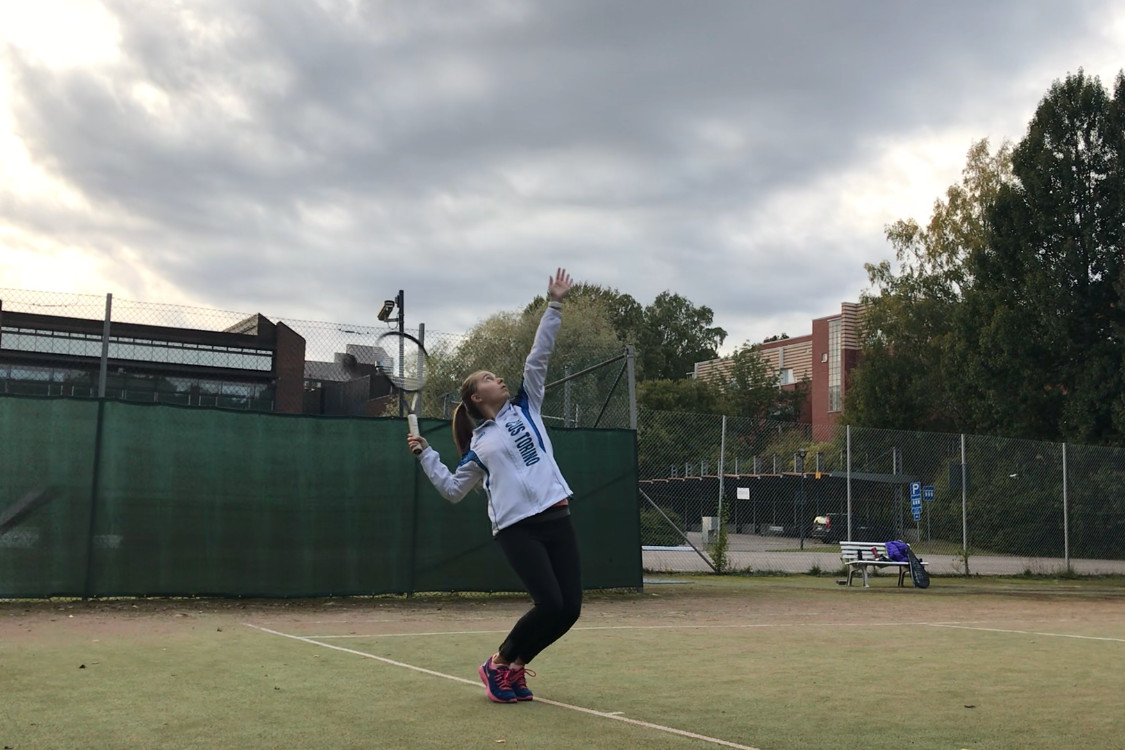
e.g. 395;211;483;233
811;514;892;544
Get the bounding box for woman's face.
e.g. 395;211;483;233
471;371;509;409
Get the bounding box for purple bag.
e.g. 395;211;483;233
884;539;909;562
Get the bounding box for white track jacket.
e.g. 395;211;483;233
418;304;574;534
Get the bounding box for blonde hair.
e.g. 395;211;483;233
452;371;486;456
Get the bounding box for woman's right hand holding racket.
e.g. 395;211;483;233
407;434;428;455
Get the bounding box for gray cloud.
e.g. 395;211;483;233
1;0;1110;347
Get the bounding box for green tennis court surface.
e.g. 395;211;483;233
4;576;1124;749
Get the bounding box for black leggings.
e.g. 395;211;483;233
494;514;583;664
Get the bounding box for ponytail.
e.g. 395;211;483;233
452;372;486;456
451;401;475;457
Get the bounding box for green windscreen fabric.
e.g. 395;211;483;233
0;396;99;597
0;396;640;598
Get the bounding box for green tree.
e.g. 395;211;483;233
851;70;1125;446
846;137;1014;431
636;291;727;381
967;70;1125;443
524;283;643;346
725;344;806;421
527;285;726;383
424;295;625;424
637;377;724;414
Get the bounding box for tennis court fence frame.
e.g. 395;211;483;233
636;413;1125;575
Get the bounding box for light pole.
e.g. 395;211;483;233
796;448;807;550
378;289;406;416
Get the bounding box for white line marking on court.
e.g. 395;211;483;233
244;623;762;750
301;620;999;639
311;628;508;639
924;623;1125;643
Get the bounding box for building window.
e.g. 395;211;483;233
0;363;274;411
778;368;794;386
0;326;273;371
828;318;841;412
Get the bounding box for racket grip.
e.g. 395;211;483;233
407;414;422;455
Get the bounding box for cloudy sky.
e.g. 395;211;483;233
2;1;1123;353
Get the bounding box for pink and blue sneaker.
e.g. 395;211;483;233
507;665;535;701
478;657;517;703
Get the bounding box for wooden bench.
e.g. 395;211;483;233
840;541;927;588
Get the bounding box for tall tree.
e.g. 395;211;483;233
968;70;1125;443
846;139;1014;431
523;283;643;346
425;295;623;421
636;291;727;381
851;70;1125;444
724;344;807;421
637;377;724;414
640;343;805;420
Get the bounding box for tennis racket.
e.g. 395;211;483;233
375;330;429;454
0;487;56;538
906;544;930;589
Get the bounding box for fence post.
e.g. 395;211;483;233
563;365;573;428
1062;442;1069;568
717;415;726;529
846;425;852;541
82;399;108;600
625;345;637;430
961;433;969;575
97;294;112;398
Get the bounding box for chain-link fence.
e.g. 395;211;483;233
0;288;633;424
639;412;1125;577
6;288;1125;580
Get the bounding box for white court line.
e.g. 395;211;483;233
303;620;997;639
244;623;761;750
924;623;1125;643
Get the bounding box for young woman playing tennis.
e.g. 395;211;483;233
406;268;580;704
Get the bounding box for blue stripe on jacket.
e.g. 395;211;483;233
516;387;547;451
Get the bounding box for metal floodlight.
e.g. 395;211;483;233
377;299;396;322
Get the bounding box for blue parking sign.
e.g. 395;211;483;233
910;482;922;520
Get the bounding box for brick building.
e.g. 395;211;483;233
693;302;863;435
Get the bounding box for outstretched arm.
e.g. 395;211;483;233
520;268;573;411
413;442;485;503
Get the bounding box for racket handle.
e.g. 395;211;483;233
407;414;422;455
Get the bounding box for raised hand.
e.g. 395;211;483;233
548;268;573;302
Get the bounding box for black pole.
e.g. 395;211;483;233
82;399;107;600
799;474;806;550
397;289;405;418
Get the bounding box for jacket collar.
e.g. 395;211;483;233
473;401;514;433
